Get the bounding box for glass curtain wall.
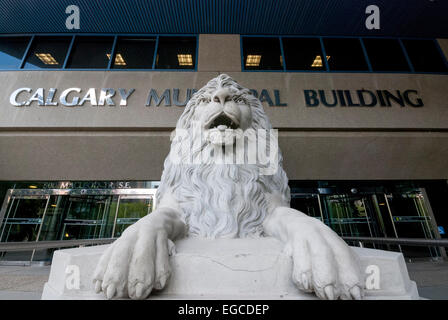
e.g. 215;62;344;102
291;186;443;260
0;188;156;263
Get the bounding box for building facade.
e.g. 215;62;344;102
0;0;448;263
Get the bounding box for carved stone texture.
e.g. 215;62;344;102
42;238;418;300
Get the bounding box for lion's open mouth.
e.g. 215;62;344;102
207;113;239;130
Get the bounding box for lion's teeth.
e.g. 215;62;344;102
217;125;228;131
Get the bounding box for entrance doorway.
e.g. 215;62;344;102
321;194;384;238
0;188;156;263
291;188;443;259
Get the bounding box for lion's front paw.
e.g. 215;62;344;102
287;218;364;300
92;224;173;300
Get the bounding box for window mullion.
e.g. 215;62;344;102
62;35;76;69
359;38;373;72
279;37;286;71
319;37;329;72
152;35;160;69
399;39;415;73
107;36;118;70
19;35;35;69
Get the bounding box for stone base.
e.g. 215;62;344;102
41;237;419;300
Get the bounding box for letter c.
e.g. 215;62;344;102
10;88;31;106
60;88;81;106
239;305;246;315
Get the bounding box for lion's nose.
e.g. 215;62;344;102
213;88;233;105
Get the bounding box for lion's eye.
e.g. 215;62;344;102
235;97;246;104
199;97;210;104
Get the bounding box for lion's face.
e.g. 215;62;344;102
158;74;291;238
191;85;253;146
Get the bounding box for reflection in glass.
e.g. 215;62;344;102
66;36;114;69
242;37;283;70
112;37;156;69
290;194;322;221
23;37;72;69
155;37;196;69
385;190;440;258
282;38;326;71
0;197;48;242
402;39;448;73
0;197;48;262
321;194;381;238
0;36;31;69
323;38;369;71
113;198;153;237
60;195;116;240
0;188;157;263
363;38;410;72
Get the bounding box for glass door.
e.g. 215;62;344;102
112;195;154;237
59;195;118;240
321;194;384;241
290;193;324;222
0;195;50;262
0;187;157;264
384;189;440;259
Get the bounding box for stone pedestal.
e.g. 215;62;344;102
42;237;419;300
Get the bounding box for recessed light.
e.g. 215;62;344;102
246;55;261;67
177;54;193;66
35;53;58;65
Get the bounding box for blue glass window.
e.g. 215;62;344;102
363;38;410;72
402;39;448;73
323;38;369;71
112;37;156;69
155;37;196;69
23;36;72;69
282;38;325;71
0;36;30;69
66;36;114;69
242;37;283;70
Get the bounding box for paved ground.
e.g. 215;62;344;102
0;261;447;300
406;261;448;300
0;265;50;300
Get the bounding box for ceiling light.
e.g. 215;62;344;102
311;55;330;67
177;54;193;66
106;53;126;66
35;53;58;65
246;55;261;67
29;185;38;189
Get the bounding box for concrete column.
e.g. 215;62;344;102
197;34;241;72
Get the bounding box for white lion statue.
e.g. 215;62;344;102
93;74;364;300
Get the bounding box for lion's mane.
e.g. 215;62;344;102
156;74;290;238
